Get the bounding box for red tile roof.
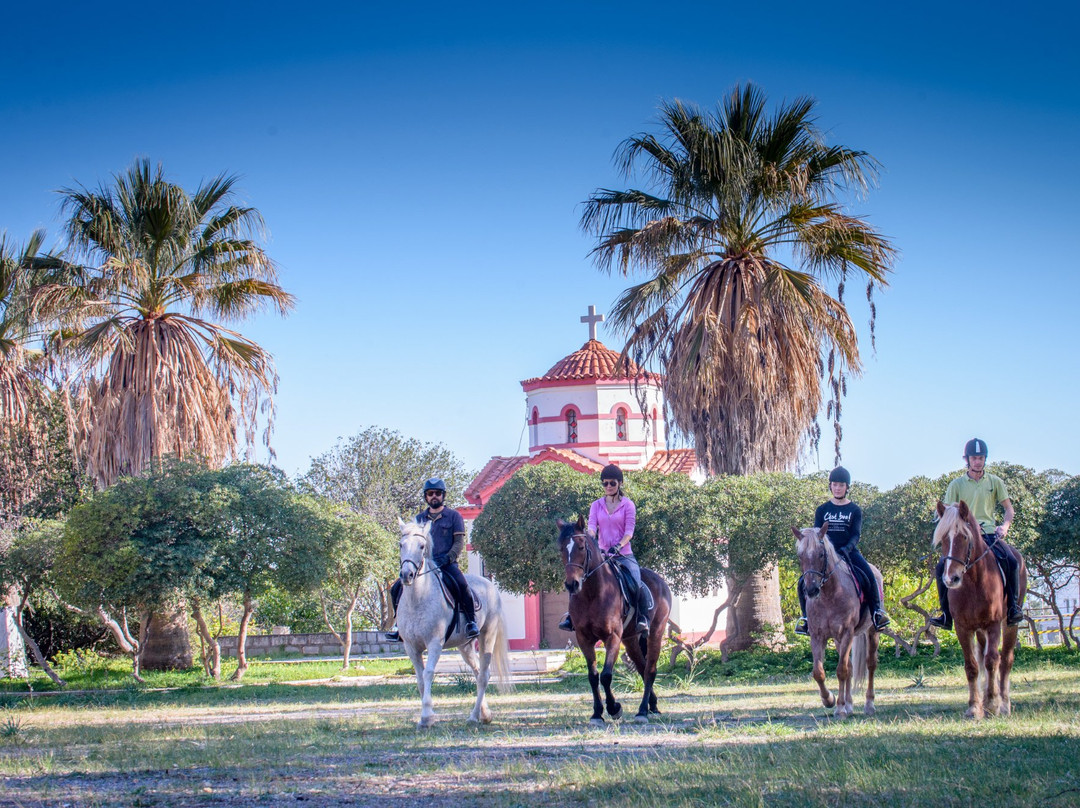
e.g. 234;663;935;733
644;449;699;475
521;339;656;385
465;455;530;505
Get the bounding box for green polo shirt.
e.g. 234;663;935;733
943;472;1010;534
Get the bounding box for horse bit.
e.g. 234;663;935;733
565;530;615;582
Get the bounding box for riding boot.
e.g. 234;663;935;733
384;580;404;641
635;588;650;632
989;537;1024;626
928;559;953;631
558;612;574;631
866;580;890;630
794;580;809;635
461;599;479;639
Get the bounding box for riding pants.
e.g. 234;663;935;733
389;560;476;622
935;533;1022;619
612;553;653;619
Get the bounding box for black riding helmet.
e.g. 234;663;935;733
828;466;851;486
600;463;623;483
963;438;988;458
423;477;447;494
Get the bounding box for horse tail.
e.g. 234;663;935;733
851;631;868;694
489;608;514;693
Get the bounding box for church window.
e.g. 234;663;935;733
616;408;628;441
566;409;578;443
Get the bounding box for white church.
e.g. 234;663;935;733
460;306;727;650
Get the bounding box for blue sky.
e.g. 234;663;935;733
3;2;1078;490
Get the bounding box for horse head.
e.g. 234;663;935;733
557;515;595;595
397;517;433;586
793;524;832;598
933;500;984;588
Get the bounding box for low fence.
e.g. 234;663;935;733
217;630;401;659
1022;609;1077;647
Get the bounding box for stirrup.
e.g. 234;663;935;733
794;617;809;636
872;610;890;631
558;613;573;631
384;627;401;642
1006;606;1024;626
464;620;480;638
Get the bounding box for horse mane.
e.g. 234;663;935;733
932;502;981;549
557;515;600;558
795;526;838;565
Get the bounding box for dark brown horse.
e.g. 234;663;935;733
933;501;1028;718
557;516;672;725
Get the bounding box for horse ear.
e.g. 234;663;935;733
935;501;946;517
818;524;829;539
957;500;970;520
397;516;407;530
576;514;586;530
791;526;802;540
556;518;566;529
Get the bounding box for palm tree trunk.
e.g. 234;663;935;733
722;565;786;654
139;606;193;671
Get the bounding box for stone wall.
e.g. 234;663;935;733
217;631;401;659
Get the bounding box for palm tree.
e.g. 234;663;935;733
581;86;896;650
36;159;294;668
0;230;58;521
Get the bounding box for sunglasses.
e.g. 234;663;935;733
602;480;620;487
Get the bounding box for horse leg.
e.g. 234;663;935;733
417;641;444;728
622;631;651;722
580;641;605;726
459;642;491;724
999;624;1019;716
956;628;983;719
644;620;664;716
864;629;879;717
405;643;426;698
599;634;623;720
982;623;1003;716
810;636;834;709
834;633;854;718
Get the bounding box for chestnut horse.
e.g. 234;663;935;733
793;525;880;717
557;516;672;725
933;500;1027;718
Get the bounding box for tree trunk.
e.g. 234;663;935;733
139;606;193;671
190;599;221;680
230;591;254;681
722;566;785;653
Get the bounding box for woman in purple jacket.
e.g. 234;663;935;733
559;464;650;633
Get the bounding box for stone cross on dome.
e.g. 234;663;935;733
580;305;605;341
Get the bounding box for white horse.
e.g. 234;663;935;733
396;518;512;728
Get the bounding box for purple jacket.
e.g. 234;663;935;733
588;496;636;555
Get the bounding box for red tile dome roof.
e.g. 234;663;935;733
522;340;655;385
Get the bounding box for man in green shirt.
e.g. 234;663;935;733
929;439;1024;629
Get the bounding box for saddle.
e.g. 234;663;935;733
434;569;481;642
609;556;654;624
836;551;868;606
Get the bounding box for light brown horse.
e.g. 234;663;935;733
557;516;672;725
933;500;1027;718
793;525;880;717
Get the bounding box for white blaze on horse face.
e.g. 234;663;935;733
563;534;586;594
943;527;965;588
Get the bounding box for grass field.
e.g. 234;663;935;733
2;648;1079;807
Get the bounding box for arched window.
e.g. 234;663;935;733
566;409;578;444
615;407;628;441
652;408;659;443
530;407;539;447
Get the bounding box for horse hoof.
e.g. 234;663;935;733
864;702;876;717
589;718;605;728
633;714;649;724
999;702;1011;717
609;704;623;720
417;720;435;730
964;708;983;720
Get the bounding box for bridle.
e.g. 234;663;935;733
399;530;439;584
941;519;990;576
564;529;613;583
798;537;833;589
